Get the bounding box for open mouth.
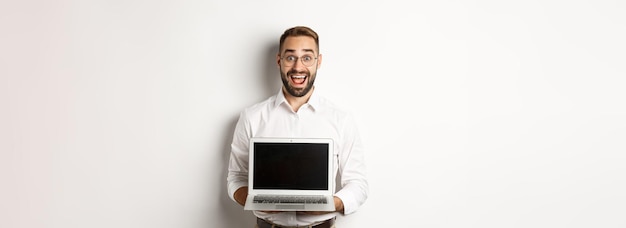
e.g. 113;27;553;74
290;75;307;86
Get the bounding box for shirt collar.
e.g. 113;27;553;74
273;88;321;112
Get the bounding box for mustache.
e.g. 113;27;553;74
287;69;309;76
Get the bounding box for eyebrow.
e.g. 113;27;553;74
283;49;316;54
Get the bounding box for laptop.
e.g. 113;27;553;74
244;137;335;211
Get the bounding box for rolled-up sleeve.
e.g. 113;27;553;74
227;111;251;202
334;115;369;214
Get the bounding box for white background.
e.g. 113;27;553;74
2;0;625;227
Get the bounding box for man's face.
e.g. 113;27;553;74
277;36;321;98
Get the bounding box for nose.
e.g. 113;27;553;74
291;57;307;70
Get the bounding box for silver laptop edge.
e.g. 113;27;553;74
244;137;335;211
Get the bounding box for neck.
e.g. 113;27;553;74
283;87;314;112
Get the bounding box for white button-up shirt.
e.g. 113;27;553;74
227;89;369;226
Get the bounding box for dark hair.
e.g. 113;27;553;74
279;26;319;53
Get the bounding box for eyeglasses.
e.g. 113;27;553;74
280;54;318;67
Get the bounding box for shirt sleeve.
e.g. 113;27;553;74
227;111;251;202
334;114;369;214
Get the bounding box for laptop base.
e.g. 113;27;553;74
244;195;335;211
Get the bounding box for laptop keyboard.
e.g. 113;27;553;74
253;195;328;204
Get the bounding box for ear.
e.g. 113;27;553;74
316;54;322;69
276;53;281;67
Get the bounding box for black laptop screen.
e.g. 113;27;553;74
253;142;329;190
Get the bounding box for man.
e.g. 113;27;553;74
227;26;368;228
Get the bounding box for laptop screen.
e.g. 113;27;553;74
253;142;329;190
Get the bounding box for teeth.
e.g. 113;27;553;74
291;75;306;79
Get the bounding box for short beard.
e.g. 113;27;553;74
280;70;316;97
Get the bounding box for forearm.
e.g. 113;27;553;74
234;186;248;206
334;196;344;213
